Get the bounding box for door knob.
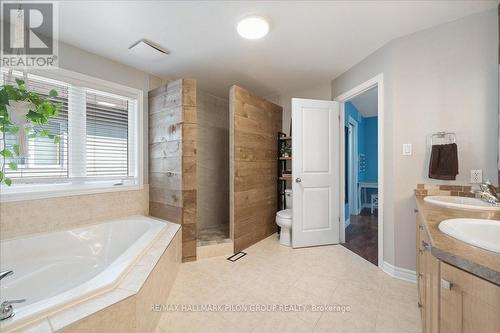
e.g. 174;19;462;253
295;178;302;183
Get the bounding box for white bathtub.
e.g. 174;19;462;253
0;215;171;331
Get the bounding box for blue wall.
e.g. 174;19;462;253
344;102;378;222
344;102;379;182
345;101;363;125
345;101;364;183
363;116;378;182
344;102;362;223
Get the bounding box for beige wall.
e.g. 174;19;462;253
332;9;498;270
0;188;148;239
197;90;229;232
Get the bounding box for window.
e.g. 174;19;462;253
1;69;140;197
85;90;129;178
2;71;69;181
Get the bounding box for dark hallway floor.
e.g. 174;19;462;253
341;208;378;266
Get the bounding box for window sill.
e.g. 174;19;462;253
0;182;144;203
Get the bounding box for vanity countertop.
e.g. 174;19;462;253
415;197;500;285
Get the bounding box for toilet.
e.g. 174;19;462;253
276;189;292;246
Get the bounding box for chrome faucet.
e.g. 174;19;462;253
0;271;13;281
475;181;500;205
0;271;25;321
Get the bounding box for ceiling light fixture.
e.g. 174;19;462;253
237;16;269;40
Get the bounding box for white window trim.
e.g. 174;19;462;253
0;68;145;202
0;182;144;203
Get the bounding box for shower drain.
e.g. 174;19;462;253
227;251;247;262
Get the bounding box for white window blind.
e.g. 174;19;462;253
85;90;129;178
1;69;138;189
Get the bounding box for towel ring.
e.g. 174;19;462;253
431;131;456;145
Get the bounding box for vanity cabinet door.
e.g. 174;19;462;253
424;248;440;333
417;210;440;333
440;262;500;333
416;211;425;315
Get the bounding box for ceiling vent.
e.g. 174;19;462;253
128;39;169;60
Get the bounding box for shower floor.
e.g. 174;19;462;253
197;225;230;246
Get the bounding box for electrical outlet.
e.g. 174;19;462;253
470;170;483;184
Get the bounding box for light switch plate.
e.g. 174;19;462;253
470;170;483;183
402;144;412;156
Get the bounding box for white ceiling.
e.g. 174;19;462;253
350;87;378;117
58;1;496;98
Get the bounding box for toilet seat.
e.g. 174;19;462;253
276;209;292;219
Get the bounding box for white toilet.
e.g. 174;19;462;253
276;189;292;246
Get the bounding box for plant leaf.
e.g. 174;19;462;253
13;144;20;155
0;149;13;158
15;78;25;87
48;89;58;97
0;89;9;105
4;178;12;186
8;162;17;170
53;136;60;144
0;170;3;182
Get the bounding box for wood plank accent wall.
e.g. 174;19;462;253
229;85;283;253
149;79;197;262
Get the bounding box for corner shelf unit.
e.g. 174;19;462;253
277;132;292;211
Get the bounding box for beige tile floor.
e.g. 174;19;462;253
156;235;421;333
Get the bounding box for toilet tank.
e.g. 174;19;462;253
285;189;293;209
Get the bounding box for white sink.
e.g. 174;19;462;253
439;218;500;253
424;195;500;211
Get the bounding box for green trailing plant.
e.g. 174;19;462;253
0;78;61;186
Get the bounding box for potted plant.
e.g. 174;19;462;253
280;144;292;157
0;78;62;186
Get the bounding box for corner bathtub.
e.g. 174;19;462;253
0;216;172;331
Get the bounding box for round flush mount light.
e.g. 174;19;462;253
237;16;270;39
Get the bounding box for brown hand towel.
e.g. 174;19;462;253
429;143;459;180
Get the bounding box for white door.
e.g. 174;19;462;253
292;98;340;248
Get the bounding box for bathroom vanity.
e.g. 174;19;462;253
415;197;500;333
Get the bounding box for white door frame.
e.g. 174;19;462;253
334;73;384;267
347;117;359;216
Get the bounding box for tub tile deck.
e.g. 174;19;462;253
13;320;52;333
48;288;135;332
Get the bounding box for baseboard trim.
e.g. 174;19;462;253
381;261;416;283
